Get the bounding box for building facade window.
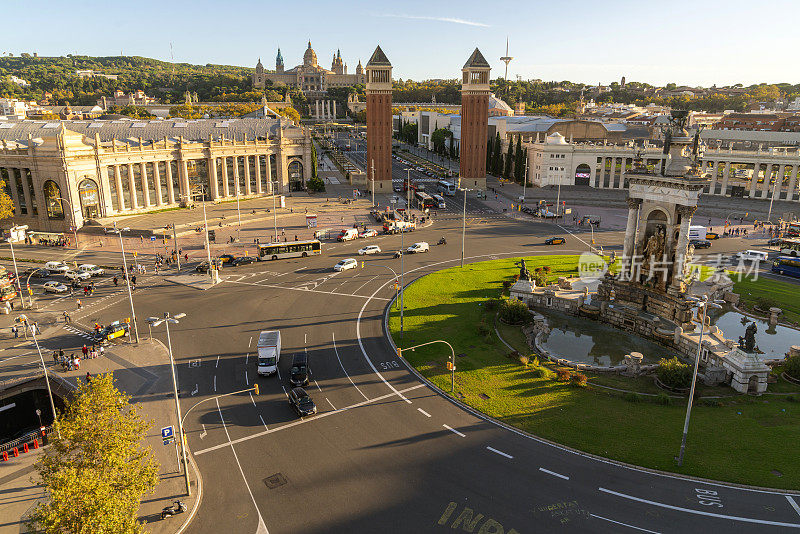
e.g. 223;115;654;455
25;169;37;216
119;165;131;210
259;155;268;191
226;157;236;195
216;158;224;196
189;159;209;200
288;160;304;191
132;165;144;207
107;166;119;212
78;178;100;219
43;180;65;219
237;157;246;194
158;162;169;203
145;162;156;205
13;169;26;215
170;161;180;202
248;156;257;192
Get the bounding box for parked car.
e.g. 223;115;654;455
359;229;378;238
78;264;104;276
64;270;92;281
45;261;69;274
545;237;566;245
231;256;257;267
406;242;430;254
690;239;712;249
288;387;317;417
334;258;358;271
43;281;68;293
358;245;381;256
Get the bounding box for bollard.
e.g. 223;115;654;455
32;439;38;449
2;451;7;461
12;447;18;457
22;443;28;453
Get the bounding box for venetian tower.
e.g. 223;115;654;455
365;46;392;190
459;48;491;190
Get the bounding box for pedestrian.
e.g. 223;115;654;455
131;275;136;286
99;345;105;358
53;350;58;364
184;253;188;263
11;325;17;339
74;355;80;370
77;299;82;310
63;311;71;323
86;372;91;381
82;344;88;357
83;286;89;296
9;300;13;311
113;276;118;286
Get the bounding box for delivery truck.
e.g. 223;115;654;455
257;330;281;376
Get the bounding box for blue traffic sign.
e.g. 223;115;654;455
150;236;157;241
161;426;174;440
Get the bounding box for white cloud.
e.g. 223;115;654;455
374;13;489;27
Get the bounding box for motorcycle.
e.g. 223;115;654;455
438;237;447;245
161;500;187;520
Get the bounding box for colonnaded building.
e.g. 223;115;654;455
0;118;312;233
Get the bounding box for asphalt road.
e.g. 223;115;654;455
5;197;798;533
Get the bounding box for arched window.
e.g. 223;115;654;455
78;178;100;219
288;160;304;192
43;180;64;220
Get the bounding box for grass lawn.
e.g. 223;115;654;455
389;255;800;489
733;275;800;325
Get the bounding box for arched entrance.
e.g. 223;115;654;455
288;160;304;192
78;178;101;219
748;375;759;393
639;209;668;286
574;163;591;186
43;180;64;220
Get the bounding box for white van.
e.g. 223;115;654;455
79;264;104;276
338;228;359;241
735;250;768;262
257;330;281;376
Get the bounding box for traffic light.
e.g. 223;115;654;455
396;347;402;358
253;384;259;396
446;361;454;371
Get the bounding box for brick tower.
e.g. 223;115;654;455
365;46;393;191
459;48;491;190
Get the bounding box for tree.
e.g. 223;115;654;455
29;374;159;534
486;137;493;172
0;176;14;221
448;135;454;159
492;133;502;175
310;141;319;180
504;137;514;178
514;136;525;184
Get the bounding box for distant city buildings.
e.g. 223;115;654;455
75;70;119;81
97;90;158;110
8;76;29;88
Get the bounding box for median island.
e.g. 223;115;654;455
387;255;800;489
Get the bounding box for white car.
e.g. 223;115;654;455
45;261;69;273
359;229;378;238
43;281;68;293
358;245;381;256
333;258;358;272
78;264;104;276
64;270;92;281
407;242;430;254
735;250;768;262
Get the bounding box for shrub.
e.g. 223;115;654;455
512;273;520;282
702;399;724;407
528;355;540;368
543;265;551;273
498;298;531;325
754;296;778;310
654;393;671;406
501;280;512;292
518;355;529;367
484;299;499;312
569;372;588;387
530;366;554;379
477;322;491;337
555;368;571;382
784;353;800;381
657;357;692;390
624;392;642;403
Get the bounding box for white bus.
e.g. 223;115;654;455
258;239;322;260
437;180;456;196
431;194;446;209
779;238;800;257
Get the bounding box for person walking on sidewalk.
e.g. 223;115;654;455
76;299;82;310
82;344;88;358
11;325;17;338
74;355;80;370
113;276;118;286
63;311;71;323
99;345;105;358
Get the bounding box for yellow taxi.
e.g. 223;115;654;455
706;232;719;240
545;237;566;245
93;321;130;343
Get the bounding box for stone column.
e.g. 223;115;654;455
597;158;606;188
266;153;274;193
787;165;799;202
277;149;287;190
749;162;761;198
761;164;773;198
114;165;125;210
622;198;641;273
179;159;189;202
255;155;263;194
153;161;163;206
165;161;176;204
222;157;230;197
706;160;718;195
128;163;139;209
139;162;152;207
671;205;696;294
244;156;252;195
719;161;730;196
333;100;337;118
315;100;319;119
209;157;219;199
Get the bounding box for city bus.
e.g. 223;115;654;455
778;238;800;257
787;222;800;238
414;191;436;210
0;267;17;302
771;256;800;278
431;194;447;209
437;180;456;196
258;239;322;261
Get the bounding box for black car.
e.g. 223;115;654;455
289;353;309;387
231;256;257;267
288;387;316;417
767;237;783;246
195;261;211;273
22;268;49;279
690;239;712;249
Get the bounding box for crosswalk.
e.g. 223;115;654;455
63;324;94;341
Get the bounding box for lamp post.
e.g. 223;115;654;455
17;314;60;439
112;222;140;343
7;231;22;306
459;183;473;268
370;159;375;208
271;180;279;242
675;295;723;467
400;340;456;392
147;312;190;495
53;197;79;249
200;187;213;281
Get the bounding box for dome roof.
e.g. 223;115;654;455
303;41;318;67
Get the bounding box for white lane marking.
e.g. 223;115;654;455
248;336;252;348
226;279;390;301
276;365;281;380
194;383;425;456
304;333;307;344
417;408;431;418
599;487;800;528
199;424;207;440
486;446;513;459
539;467;569;480
191;384;198;396
214;399;270;534
442;424;465;437
326;397;336;411
313;378;322;392
249;392;256;407
788;496;800;517
213;375;217;392
245;353;249;364
589;514;661;534
331;332;369;401
244;370;248;385
350;274;378;296
215;354;220;368
281;385;288;398
258;415;268;430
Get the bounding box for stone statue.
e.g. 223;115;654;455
516;259;531;281
738;322;758;353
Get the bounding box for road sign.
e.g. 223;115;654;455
161;426;174;442
150;236;156;241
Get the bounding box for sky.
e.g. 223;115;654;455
5;0;798;87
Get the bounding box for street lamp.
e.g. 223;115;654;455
6;231;22;307
271;180;279;242
399;340;456;393
403;168;412;215
52;196;79;249
17;314;60;439
111;222;140;343
370;159;376;208
458;182;473;268
675;295;724;467
147;312;190;495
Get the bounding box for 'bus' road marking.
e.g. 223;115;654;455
487;446;513;459
589;514;660;534
443;424;465;437
417;408;431;418
599;487;800;528
787;496;800;517
331;332;369;401
539;467;569;480
194;383;426;456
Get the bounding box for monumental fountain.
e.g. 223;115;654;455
512;111;774;393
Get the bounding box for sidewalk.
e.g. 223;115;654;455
0;336;201;533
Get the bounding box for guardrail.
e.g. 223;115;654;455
0;426;53;459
